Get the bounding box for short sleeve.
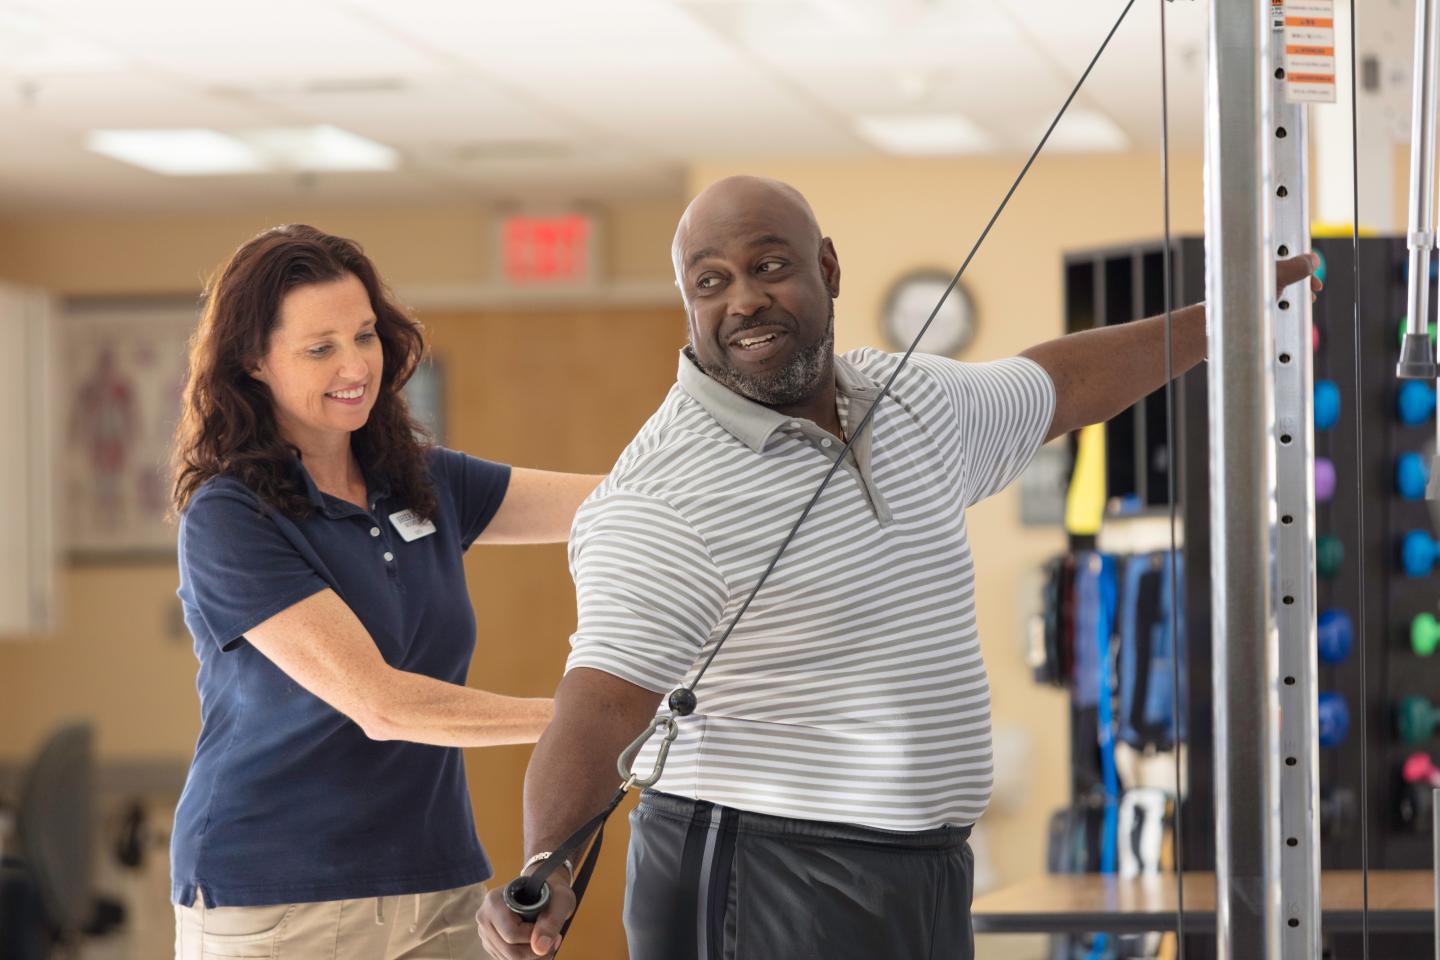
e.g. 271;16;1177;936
912;354;1056;507
433;448;512;549
565;492;730;693
177;487;329;652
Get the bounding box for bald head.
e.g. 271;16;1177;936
670;175;841;414
672;176;822;280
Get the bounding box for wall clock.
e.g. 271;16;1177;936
882;270;978;357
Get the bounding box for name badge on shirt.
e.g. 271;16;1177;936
389;509;437;542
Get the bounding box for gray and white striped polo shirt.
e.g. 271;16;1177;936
565;346;1055;831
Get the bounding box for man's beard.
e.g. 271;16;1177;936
696;309;835;408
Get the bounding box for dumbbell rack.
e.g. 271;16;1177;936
1063;233;1434;956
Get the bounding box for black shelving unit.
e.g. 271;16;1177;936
1063;235;1435;958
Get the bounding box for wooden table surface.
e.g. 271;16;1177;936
972;872;1436;934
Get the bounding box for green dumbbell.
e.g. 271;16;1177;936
1397;696;1440;744
1414;612;1440;657
1317;535;1345;579
1398;318;1439;348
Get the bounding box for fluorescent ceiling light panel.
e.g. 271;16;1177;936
85;129;266;175
247;125;399;171
855;113;993;155
86;125;398;175
1041;110;1130;153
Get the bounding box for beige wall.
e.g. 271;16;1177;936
0;197;682;296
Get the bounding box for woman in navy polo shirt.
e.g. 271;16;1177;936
168;224;597;959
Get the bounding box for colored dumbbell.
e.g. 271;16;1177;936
1398;452;1430;500
1314;251;1327;285
1405;752;1440;785
1397;696;1440;745
1397;317;1438;348
1314;380;1341;431
1403;530;1440;578
1413;612;1440;656
1398;381;1437;426
1401;257;1440;280
1317;535;1344;578
1317;609;1353;664
1313;323;1320;353
1315;457;1336;503
1400;753;1439;831
1318;692;1350;747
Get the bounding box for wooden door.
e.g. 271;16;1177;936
425;305;684;959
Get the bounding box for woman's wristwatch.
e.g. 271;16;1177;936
522;851;575;885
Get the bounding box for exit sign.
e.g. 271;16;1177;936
500;213;597;285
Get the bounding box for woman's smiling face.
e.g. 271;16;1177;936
251;272;384;449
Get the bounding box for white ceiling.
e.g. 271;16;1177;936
0;0;1214;212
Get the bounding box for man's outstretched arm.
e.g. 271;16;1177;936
1022;253;1320;443
477;668;661;959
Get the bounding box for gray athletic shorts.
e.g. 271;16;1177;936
623;790;975;960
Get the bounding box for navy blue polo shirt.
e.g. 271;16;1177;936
171;447;511;908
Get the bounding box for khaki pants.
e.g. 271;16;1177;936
174;882;487;960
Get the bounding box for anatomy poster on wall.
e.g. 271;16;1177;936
62;299;446;559
61;300;198;560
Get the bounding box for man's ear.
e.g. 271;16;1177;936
819;238;841;298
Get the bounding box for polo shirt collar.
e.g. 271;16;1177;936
676;348;882;453
289;450;391;518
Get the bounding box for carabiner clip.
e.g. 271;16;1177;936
617;715;678;790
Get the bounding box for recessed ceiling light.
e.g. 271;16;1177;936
85;125;398;176
1041;110;1131;153
247;125;398;172
85;129;265;176
855;113;993;155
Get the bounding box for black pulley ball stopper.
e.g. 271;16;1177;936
668;688;698;717
503;875;550;923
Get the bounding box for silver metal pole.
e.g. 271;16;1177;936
1400;0;1440;381
1434;787;1440;960
1207;0;1283;956
1271;28;1323;955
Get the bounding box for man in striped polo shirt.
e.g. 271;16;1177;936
477;176;1320;959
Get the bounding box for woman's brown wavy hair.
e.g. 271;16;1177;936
172;224;437;520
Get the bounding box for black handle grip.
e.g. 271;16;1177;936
502;875;550;924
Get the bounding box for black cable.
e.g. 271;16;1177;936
1157;0;1186;951
1348;0;1372;953
506;0;1149;944
683;0;1141;696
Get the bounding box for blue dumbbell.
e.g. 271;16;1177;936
1317;609;1354;664
1399;381;1437;426
1319;692;1350;747
1404;530;1440;578
1314;251;1327;285
1315;380;1341;431
1398;453;1430;500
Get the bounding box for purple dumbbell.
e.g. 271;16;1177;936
1315;457;1336;503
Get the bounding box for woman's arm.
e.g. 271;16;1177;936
245;589;553;746
476;468;605;545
